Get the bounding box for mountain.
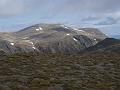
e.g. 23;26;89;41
85;38;120;53
0;23;107;54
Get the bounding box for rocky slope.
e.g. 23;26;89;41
85;38;120;53
0;23;107;54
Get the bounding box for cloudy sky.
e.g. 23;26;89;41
0;0;120;36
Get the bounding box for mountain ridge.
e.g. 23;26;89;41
0;23;108;54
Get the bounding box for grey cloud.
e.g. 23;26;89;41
81;16;102;21
34;0;120;22
1;0;120;17
60;0;120;13
0;0;120;24
95;17;118;25
0;0;27;17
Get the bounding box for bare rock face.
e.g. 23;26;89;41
0;23;107;54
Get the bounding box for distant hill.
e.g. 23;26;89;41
0;23;107;54
85;38;120;53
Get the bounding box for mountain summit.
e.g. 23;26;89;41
0;23;107;54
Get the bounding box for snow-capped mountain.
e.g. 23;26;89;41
0;23;107;54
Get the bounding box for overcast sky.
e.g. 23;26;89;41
0;0;120;35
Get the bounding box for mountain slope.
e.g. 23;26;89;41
85;38;120;53
79;28;107;40
0;23;107;54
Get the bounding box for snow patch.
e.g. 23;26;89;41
94;38;98;43
10;43;14;46
36;27;43;31
73;28;85;32
36;28;39;31
30;42;34;45
73;38;78;42
79;30;85;32
64;26;69;29
61;25;69;29
66;34;70;36
39;27;43;30
32;47;36;50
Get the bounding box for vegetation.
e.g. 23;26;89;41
0;52;119;90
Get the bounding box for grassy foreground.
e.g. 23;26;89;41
0;52;119;90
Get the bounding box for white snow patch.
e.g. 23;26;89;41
61;25;69;29
32;47;36;50
94;39;97;41
64;26;69;29
39;27;43;30
94;39;98;43
10;43;14;46
66;34;70;36
73;28;85;32
73;38;78;41
36;28;40;31
36;27;43;31
79;30;85;32
30;42;34;45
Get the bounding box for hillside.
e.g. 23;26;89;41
0;52;119;90
85;38;120;53
0;24;107;54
